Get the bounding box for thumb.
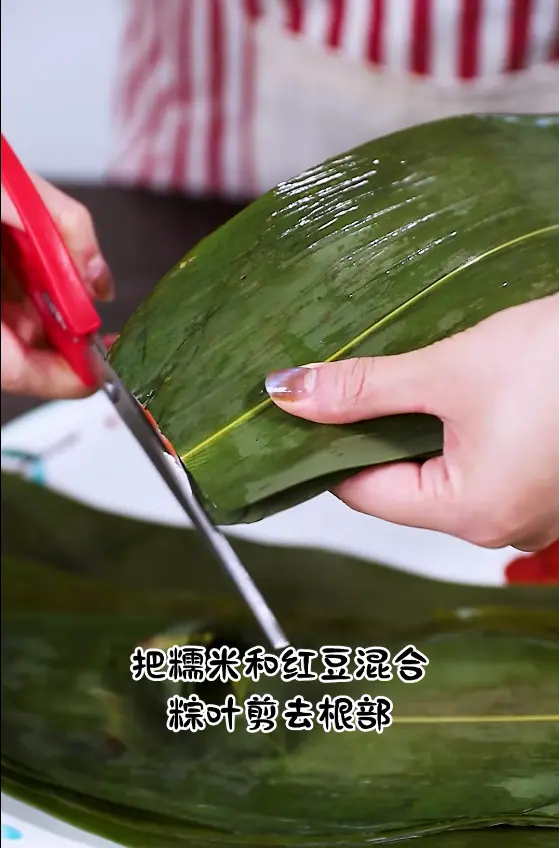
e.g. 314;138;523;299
265;348;443;424
265;349;461;533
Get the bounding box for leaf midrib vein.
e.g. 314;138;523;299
182;225;558;464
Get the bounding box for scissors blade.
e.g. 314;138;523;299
90;339;289;651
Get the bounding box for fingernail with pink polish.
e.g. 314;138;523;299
265;366;317;400
86;256;115;302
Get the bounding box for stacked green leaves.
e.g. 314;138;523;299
2;472;558;846
109;114;559;524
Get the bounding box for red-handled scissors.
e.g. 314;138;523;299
1;134;289;651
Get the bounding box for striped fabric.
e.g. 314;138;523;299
110;0;559;197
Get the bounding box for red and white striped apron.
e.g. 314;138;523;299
109;0;559;198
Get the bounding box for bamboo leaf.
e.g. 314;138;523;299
109;114;559;524
2;474;559;845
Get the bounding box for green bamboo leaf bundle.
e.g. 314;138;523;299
109;113;559;525
2;473;558;846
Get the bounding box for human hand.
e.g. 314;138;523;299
1;175;113;398
265;294;559;552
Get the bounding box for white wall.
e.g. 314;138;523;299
1;0;125;180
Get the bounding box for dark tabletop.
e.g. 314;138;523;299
1;184;244;426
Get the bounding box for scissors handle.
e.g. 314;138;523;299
1;134;101;387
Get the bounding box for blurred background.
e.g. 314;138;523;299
1;0;122;180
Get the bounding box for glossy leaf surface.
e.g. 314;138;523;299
110;114;559;524
2;474;558;846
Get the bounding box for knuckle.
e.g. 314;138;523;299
459;499;524;549
1;360;26;394
60;201;93;238
513;526;557;553
332;357;372;411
